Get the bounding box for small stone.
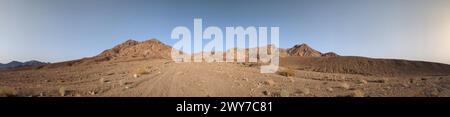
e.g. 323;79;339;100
326;87;333;92
280;90;290;97
357;79;367;85
401;83;409;88
338;82;350;90
264;80;276;86
288;78;295;82
133;74;139;78
88;91;96;95
263;91;270;95
243;78;249;81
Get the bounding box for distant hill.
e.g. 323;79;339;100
285;43;339;57
0;60;49;70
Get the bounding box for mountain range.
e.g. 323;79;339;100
0;60;49;70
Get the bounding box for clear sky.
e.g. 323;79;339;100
1;0;449;64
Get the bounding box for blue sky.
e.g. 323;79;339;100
1;0;449;64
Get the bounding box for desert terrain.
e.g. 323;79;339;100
1;39;450;97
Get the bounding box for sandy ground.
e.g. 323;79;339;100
1;58;449;97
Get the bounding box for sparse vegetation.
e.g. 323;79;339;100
0;87;17;97
59;87;66;96
326;87;333;92
264;79;276;86
337;82;350;90
296;88;310;95
277;68;296;77
350;90;365;97
133;65;151;78
280;90;290;97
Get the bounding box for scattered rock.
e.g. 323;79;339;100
58;80;65;83
425;88;440;97
75;93;82;97
337;82;350;90
133;74;139;78
264;80;276;86
409;79;415;84
242;78;249;82
288;78;295;82
350;90;365;97
99;78;110;83
88;91;96;95
369;78;387;83
263;91;270;96
296;88;310;95
326;87;333;92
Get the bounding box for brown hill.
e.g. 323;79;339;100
287;43;322;57
281;56;450;77
321;52;339;57
95;39;172;61
43;39;173;68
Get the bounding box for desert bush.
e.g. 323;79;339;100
134;66;151;78
350;90;365;97
337;82;350;90
279;90;290;97
264;79;276;86
0;87;17;97
59;87;66;96
277;68;296;77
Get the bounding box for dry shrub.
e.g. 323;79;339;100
0;87;17;97
278;68;296;77
59;87;66;96
134;66;151;77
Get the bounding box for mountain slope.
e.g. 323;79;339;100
281;56;450;77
